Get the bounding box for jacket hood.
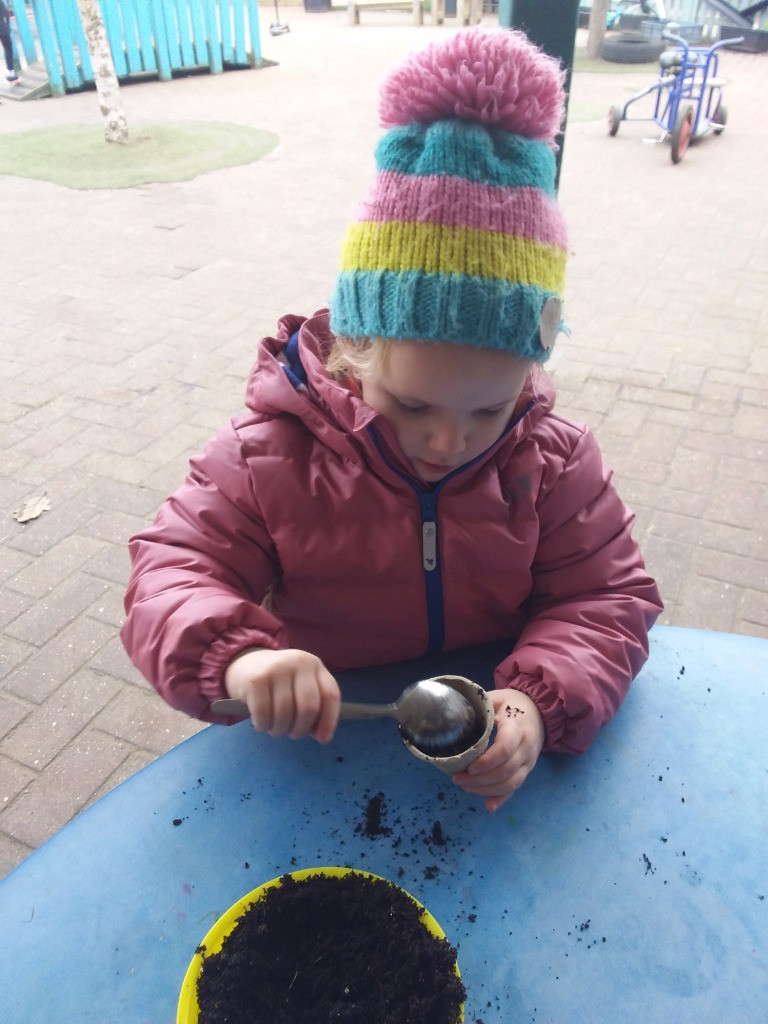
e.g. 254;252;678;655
245;309;557;483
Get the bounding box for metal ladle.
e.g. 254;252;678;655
210;678;478;750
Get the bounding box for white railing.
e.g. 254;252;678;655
665;0;767;37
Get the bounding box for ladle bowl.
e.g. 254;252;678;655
400;676;495;775
338;678;477;749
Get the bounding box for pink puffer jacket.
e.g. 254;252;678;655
122;310;662;754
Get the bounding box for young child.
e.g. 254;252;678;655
122;28;662;812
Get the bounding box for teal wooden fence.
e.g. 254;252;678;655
11;0;263;97
8;3;38;68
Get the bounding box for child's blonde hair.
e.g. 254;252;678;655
325;335;393;383
326;334;536;389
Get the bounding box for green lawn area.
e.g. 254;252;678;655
0;121;279;189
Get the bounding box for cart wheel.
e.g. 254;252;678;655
712;103;727;135
671;105;694;164
608;105;622;137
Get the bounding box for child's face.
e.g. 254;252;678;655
360;339;531;484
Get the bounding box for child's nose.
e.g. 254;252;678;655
429;418;466;457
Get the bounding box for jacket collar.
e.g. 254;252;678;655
246;309;555;486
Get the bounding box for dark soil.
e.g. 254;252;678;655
354;791;392;838
405;709;486;757
196;871;465;1024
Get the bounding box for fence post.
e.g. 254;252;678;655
202;0;224;74
497;0;580;188
29;0;65;94
246;0;262;65
10;0;38;64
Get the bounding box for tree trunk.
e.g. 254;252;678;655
586;0;612;59
77;0;128;143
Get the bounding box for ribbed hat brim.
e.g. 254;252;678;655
331;270;557;358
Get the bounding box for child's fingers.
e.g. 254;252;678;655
462;720;523;775
485;794;511;813
289;667;327;739
454;758;523;793
465;738;516;774
266;671;297;736
226;649;338;742
248;679;275;734
310;666;341;744
454;763;532;812
452;730;536;806
450;748;506;787
450;690;544;811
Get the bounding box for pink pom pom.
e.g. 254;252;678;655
379;28;565;143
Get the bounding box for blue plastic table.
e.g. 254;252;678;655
1;626;766;1023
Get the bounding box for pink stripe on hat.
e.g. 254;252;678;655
356;172;568;250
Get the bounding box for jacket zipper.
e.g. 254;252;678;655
366;397;535;655
365;429;446;652
418;490;445;653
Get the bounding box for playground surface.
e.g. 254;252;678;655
0;11;766;877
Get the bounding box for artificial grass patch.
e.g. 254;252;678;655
0;121;279;189
567;98;614;123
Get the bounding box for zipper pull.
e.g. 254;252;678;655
422;521;437;571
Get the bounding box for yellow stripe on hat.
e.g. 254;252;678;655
340;221;566;292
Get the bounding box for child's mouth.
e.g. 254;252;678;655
417;459;458;475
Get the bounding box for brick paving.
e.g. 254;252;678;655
1;11;766;877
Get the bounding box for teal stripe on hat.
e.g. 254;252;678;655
375;121;557;195
330;269;555;360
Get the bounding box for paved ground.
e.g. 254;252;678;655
1;11;766;879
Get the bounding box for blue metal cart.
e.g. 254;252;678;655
607;31;744;163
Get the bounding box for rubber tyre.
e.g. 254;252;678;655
608;105;622;136
671;105;694;163
601;32;665;64
712;102;727;135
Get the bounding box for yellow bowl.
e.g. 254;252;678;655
177;866;463;1023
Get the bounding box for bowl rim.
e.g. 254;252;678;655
177;865;463;1023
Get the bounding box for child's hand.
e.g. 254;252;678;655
224;648;340;744
451;689;545;813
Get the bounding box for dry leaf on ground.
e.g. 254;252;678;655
13;494;51;524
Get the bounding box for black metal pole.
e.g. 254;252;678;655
497;0;580;189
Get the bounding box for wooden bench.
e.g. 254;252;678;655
347;0;423;25
430;0;482;25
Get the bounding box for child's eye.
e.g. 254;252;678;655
395;399;429;414
476;406;508;419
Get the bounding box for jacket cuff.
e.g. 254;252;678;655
494;669;569;752
198;627;282;717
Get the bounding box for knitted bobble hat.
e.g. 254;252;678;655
330;28;569;360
